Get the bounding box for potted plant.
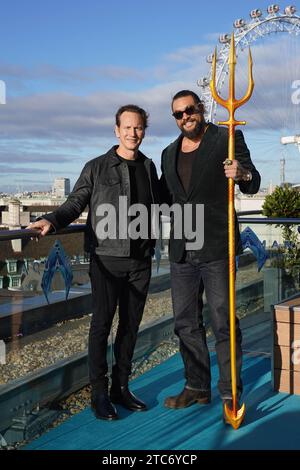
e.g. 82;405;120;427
262;184;300;309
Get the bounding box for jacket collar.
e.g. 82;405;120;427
164;123;220;199
106;145;151;167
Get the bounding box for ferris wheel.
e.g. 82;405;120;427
197;4;300;185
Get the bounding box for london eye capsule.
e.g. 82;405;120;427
219;34;231;44
197;77;210;88
250;9;262;18
234;18;246;28
267;4;280;14
284;5;296;15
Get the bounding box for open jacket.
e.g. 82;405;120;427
160;123;261;263
43;146;160;257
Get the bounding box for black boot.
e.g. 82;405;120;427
91;390;118;421
110;384;147;411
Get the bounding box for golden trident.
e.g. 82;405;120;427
210;33;254;430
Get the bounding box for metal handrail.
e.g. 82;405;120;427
0;217;300;242
237;217;300;225
0;224;85;241
236;210;262;216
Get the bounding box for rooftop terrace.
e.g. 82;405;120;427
23;310;300;451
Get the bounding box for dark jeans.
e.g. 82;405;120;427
170;255;243;399
88;255;151;392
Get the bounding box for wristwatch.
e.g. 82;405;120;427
242;170;252;182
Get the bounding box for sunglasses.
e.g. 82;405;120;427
172;104;200;120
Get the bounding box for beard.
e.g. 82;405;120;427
181;119;206;139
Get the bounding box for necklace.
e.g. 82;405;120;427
181;124;209;152
182;141;200;152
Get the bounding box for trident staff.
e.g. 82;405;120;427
210;33;254;430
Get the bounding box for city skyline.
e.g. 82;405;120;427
0;0;300;193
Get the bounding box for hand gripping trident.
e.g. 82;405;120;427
210;33;254;430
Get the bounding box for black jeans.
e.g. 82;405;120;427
88;255;151;392
170;255;243;399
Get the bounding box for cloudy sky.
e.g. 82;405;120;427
0;0;299;192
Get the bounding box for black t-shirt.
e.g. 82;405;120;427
100;153;153;261
118;154;151;208
177;148;198;194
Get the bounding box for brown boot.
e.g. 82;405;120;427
164;387;211;409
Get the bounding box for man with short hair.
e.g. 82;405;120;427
160;90;261;419
28;105;160;421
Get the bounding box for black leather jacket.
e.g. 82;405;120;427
44;146;160;257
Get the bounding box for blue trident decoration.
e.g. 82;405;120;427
41;239;73;304
240;226;268;271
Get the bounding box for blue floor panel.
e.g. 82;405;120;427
24;353;300;450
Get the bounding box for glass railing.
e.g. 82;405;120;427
0;215;299;445
238;214;300;314
1;217;299;384
0;226;174;388
0;226;90;386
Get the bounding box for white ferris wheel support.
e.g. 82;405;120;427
198;4;300;123
280;135;300;183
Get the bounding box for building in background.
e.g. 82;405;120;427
52;178;70;198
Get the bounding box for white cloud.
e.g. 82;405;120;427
0;63;145;83
164;45;212;64
1;30;300;190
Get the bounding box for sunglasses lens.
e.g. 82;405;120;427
185;106;195;116
173;111;183;119
172;106;198;120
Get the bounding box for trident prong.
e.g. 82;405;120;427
210;33;254;126
210;33;254;430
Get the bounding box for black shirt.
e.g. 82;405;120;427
177;148;198;194
100;152;152;261
118;154;151;209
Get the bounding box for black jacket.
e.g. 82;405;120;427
160;123;261;263
43;146;160;257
